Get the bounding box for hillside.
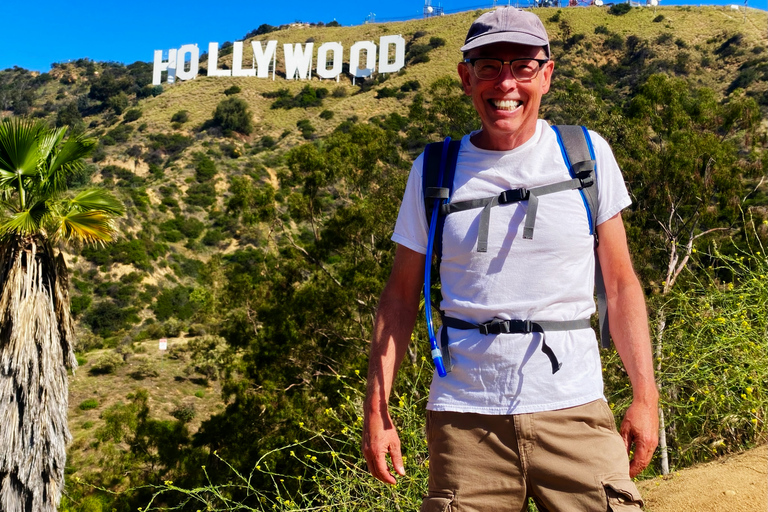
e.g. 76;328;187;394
0;5;766;512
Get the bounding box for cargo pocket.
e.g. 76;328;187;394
601;477;644;511
420;490;456;512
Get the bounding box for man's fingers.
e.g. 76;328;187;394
389;444;406;477
619;421;632;454
371;453;398;485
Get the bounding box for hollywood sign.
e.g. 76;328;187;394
152;35;406;85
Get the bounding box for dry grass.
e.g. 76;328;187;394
67;338;226;478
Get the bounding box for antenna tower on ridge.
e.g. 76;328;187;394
423;0;444;18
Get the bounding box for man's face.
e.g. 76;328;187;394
457;42;554;151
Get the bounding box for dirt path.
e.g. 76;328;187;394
637;445;767;512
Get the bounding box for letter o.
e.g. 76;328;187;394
349;41;377;77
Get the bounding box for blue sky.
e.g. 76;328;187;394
2;0;764;73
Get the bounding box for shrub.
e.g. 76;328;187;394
653;14;665;22
400;80;421;92
171;110;189;123
429;37;446;48
193;152;217;181
332;86;348;98
83;301;140;336
319;110;334;120
296;119;316;139
185;182;216;207
124;108;142;122
212;97;253;135
608;3;631;15
170;403;196;423
153;286;196;321
129;361;159;380
88;352;124;375
78;398;99;411
261;135;277;148
375;86;400;99
56;102;83;129
223;85;241;95
604;33;625;51
149;133;194;156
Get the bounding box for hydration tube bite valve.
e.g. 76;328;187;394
423;137;452;378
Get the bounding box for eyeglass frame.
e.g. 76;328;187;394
463;57;551;82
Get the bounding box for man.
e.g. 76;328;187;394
363;7;658;511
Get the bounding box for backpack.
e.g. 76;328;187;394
421;125;610;376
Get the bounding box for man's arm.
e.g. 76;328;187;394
363;244;425;485
596;213;659;478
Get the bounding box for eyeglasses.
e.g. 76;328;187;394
463;58;550;81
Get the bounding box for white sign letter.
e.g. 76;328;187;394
153;49;177;85
378;35;406;73
349;41;377;78
284;43;314;80
176;44;199;81
316;42;343;79
232;41;256;77
252;40;278;78
207;42;232;77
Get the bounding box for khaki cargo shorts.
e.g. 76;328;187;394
421;400;644;512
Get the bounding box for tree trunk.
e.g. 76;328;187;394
0;235;77;512
655;308;670;475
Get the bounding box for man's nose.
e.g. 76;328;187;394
496;64;518;89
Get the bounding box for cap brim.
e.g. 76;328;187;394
460;32;549;53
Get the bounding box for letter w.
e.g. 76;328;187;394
284;43;314;80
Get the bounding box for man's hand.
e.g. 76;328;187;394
363;408;405;485
620;399;659;478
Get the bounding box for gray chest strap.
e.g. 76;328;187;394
437;164;596;252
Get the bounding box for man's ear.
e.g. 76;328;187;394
457;62;473;96
540;60;555;95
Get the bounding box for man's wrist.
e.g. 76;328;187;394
632;386;659;406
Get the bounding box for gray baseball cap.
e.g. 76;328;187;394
461;8;550;57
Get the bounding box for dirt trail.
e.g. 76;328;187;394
637;444;767;512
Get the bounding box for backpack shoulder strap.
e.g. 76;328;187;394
422;139;461;262
553;125;611;349
552;125;599;236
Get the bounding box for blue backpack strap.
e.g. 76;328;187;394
422;139;461;266
422;138;461;374
553;125;611;349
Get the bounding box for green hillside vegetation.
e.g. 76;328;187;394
1;5;766;512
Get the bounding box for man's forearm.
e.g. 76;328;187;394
365;290;420;414
607;273;658;404
365;245;426;414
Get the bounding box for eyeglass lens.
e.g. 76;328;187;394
473;59;542;81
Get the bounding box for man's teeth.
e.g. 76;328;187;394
492;99;521;110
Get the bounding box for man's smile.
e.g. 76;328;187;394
490;99;522;111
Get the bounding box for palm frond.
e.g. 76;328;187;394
52;210;119;245
0;208;45;237
44;134;96;193
65;188;125;216
0;118;42;176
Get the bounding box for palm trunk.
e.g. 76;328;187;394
0;235;77;512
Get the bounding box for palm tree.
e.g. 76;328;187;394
0;118;124;512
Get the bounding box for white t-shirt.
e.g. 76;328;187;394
392;120;631;414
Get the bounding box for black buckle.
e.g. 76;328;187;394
478;319;533;335
498;188;529;204
576;170;594;188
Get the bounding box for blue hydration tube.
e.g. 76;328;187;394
424;138;451;378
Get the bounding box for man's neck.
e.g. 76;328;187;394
469;124;538;151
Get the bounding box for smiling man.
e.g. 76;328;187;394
363;8;659;511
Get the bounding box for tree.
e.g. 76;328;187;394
212;97;253;135
0;118;124;512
